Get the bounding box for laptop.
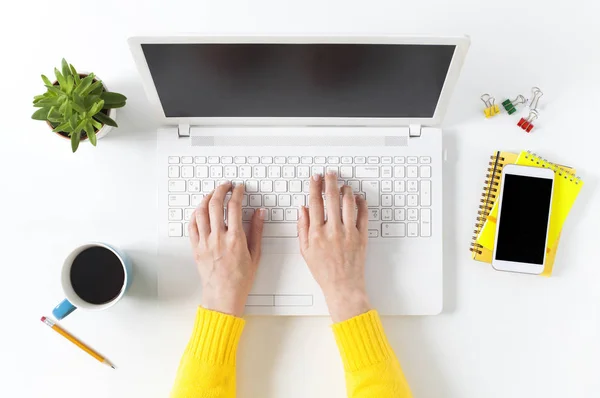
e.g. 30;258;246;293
129;35;470;315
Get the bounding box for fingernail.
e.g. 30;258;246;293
220;180;231;186
327;171;336;176
259;208;267;220
312;174;321;181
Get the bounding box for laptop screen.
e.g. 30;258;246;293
141;43;456;119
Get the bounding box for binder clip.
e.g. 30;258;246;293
526;87;543;110
501;95;526;115
517;109;538;133
481;94;500;118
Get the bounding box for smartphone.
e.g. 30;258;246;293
492;164;555;274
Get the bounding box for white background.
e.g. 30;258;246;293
1;0;599;397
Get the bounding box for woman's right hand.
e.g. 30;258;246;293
297;172;371;323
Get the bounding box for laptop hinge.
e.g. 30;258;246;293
409;124;422;138
178;123;190;138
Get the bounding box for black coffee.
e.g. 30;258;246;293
70;247;125;305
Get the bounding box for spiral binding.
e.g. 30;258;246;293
470;152;505;256
522;151;582;184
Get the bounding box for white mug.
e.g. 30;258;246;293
52;243;132;320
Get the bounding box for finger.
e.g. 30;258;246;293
356;194;369;237
248;208;266;262
309;174;325;226
341;185;356;228
188;210;200;246
195;192;212;238
226;184;245;232
209;181;231;232
297;206;309;253
325;171;342;224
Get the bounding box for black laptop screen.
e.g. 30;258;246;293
141;43;456;118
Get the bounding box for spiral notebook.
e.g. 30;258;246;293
470;151;582;276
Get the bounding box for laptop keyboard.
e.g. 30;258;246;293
167;155;432;239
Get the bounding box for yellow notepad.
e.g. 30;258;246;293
470;151;563;275
476;151;583;274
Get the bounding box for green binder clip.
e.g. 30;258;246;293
501;95;526;115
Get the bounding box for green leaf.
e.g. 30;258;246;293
33;98;60;108
61;59;71;78
53;121;71;133
65;75;74;94
44;85;64;96
93;111;118;127
42;74;53;86
75;118;87;134
72;93;86;113
71;131;81;153
47;106;63;123
84;120;95;136
89;100;105;116
74;75;94;95
83;95;99;110
87;129;97;146
69;114;78;130
31;107;51;120
91;119;103;130
104;101;126;109
64;101;73;120
91;83;104;95
54;68;67;88
81;80;103;97
100;92;127;105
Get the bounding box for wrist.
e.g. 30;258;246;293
201;289;247;318
324;287;371;323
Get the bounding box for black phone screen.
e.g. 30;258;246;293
495;174;553;265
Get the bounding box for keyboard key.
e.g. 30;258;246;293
394;180;405;193
293;194;305;206
268;166;281;178
394;166;405;178
261;156;273;164
354;156;366;164
355;166;379;178
381;166;392;178
210;166;223;178
394;156;405;164
169;180;186;192
285;208;298;221
234;156;246;164
369;230;379;238
253;166;266;178
362;181;380;206
420;156;431;164
181;156;193;164
249;195;262;207
279;194;291;207
275;156;286;164
312;166;324;176
188;180;200;192
301;156;313;164
264;195;277;207
367;156;379;164
314;156;326;164
168;166;180;178
408;194;418;207
239;166;252;178
395;208;405;221
348;180;360;193
283;166;295;178
262;223;298;237
407;166;418;178
394;194;406;207
421;209;432;237
184;208;194;221
382;180;392;192
407;156;418;164
408;223;419;237
274;180;288;193
169;208;183;221
341;156;353;164
381;209;393;221
168;156;180;164
326;166;339;175
224;166;237;178
208;156;220;164
421;180;431;207
221;157;232;164
289;180;302;193
195;156;207;164
232;180;244;188
302;181;310;193
382;223;406;237
169;195;189;207
297;166;310;178
191;194;204;206
382;156;392;164
328;156;340;164
381;194;393;207
421;166;432;178
261;180;273;192
407;208;418;221
181;166;194;178
242;209;255;221
408;180;418;192
288;156;300;164
196;166;209;178
271;208;284;221
169;223;183;237
248;156;260;164
202;180;215;192
340;166;353;178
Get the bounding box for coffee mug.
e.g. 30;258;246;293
52;243;132;320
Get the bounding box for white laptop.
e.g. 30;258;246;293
129;35;470;316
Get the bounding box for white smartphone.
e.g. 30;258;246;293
491;164;555;274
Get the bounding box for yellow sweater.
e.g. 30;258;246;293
171;308;412;398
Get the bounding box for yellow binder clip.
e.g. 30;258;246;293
481;94;500;118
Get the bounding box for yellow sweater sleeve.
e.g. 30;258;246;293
171;307;245;398
332;310;413;398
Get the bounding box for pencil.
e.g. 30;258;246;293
41;316;115;369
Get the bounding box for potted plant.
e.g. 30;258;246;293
31;59;127;152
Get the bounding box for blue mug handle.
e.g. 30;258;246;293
53;299;77;320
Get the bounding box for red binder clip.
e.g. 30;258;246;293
517;110;538;133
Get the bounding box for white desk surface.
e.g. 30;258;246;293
1;0;599;396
